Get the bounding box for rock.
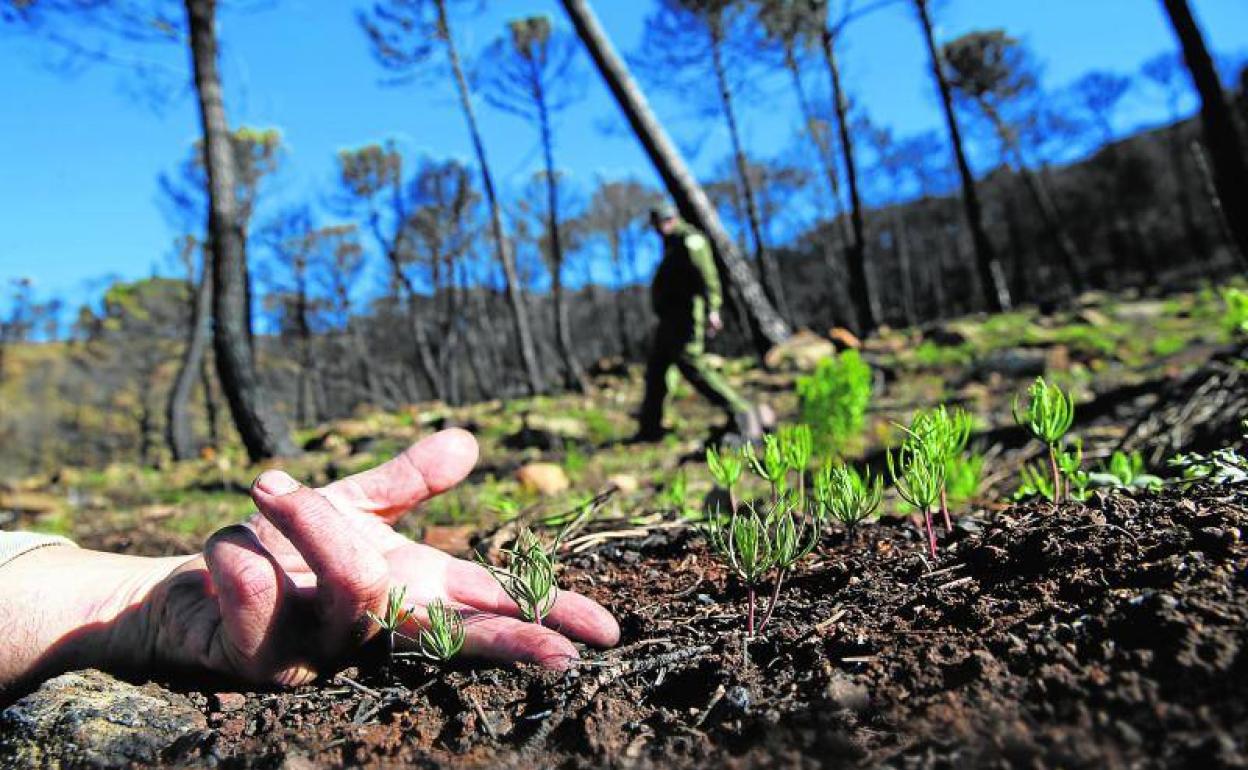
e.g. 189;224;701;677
0;669;206;768
212;692;246;713
0;490;61;516
505;414;587;451
1045;344;1071;372
516;463;570;496
764;329;835;371
606;474;640;494
827;327;862;350
825;672;870;713
924;324;969;347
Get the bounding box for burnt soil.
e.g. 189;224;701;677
158;484;1248;769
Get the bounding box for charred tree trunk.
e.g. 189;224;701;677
199;352;220;449
561;0;790;351
821;29;877;333
710;24;790;324
1190;140;1247;267
436;0;544;394
1162;0;1248;269
534;62;587;392
914;0;1010;312
166;241;211;461
185;0;296;461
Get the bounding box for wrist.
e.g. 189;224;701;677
0;546;191;696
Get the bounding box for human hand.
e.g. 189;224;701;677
0;430;619;693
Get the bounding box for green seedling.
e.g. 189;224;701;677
909;405;973;533
797;349;872;456
1222;287;1248;338
814;462;883;540
478;528;558;626
1015;439;1086;502
779;424;814;501
887;431;946;557
368;585;416;665
664;469;699;520
705;503;776;636
756;493;820;633
1013;377;1076;502
413;599;466;662
1087;450;1162;493
744;433;790;497
706;445;744;513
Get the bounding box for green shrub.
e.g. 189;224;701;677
796;350;872;457
1222;287;1248;338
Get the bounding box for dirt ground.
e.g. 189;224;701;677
149;482;1247;770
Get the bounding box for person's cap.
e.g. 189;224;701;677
649;203;678;223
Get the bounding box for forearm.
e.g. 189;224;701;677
0;546;190;697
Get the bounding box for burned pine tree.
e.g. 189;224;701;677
360;0;545;395
480;15;589;392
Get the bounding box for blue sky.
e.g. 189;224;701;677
2;0;1246;315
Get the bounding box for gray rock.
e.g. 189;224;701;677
825;672;870;713
0;669;207;768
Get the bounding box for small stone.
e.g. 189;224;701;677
825;673;870;713
607;474;640;494
516;463;570;496
725;686;752;714
695;593;715;605
213;692;246;713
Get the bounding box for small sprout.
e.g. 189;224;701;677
815;462;883;540
744;433;789;496
909;406;973;532
1015;440;1087;502
706;446;743;512
1086;449;1163;493
887;432;946;557
477;528;558;626
368;585;416;664
756;495;820;633
415;599;466;662
664;470;698;520
779;424;814;503
1013;377;1076;502
705;503;775;636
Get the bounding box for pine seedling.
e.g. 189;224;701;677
368;585;416;665
815;462;883;541
413;599;466;662
706;445;744;513
887;432;946;557
756;494;820;633
744;433;790;498
1013;377;1076;502
779;424;814;502
705;503;776;636
477;528;558;626
911;406;973;533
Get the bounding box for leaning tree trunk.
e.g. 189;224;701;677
1162;0;1248;269
710;26;790;324
436;0;543;394
166;243;211;461
184;0;296;461
535;67;587;392
914;0;1010;313
822;29;877;333
561;0;790;351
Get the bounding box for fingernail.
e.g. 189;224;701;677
255;470;300;496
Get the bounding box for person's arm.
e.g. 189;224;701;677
686;231;723;330
0;431;619;699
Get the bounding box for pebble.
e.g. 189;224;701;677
725;686;752;714
213;693;246;713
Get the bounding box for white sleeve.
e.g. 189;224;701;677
0;531;77;570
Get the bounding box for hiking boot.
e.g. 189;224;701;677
732;408;764;443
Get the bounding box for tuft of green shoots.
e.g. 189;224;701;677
368;585;416;664
744;433;789;497
1013;377;1076;502
705;503;775;636
1015;439;1087;502
887;431;946;558
706;445;744;513
909;406;973;532
414;599;466;662
814;462;883;540
477;528;558;626
797;349;872;456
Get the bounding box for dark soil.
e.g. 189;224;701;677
162;483;1248;769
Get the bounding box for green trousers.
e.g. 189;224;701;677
639;306;751;435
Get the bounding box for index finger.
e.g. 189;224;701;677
321;429;480;523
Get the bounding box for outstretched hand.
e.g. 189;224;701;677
146;429;619;685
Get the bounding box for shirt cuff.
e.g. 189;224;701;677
0;532;78;571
